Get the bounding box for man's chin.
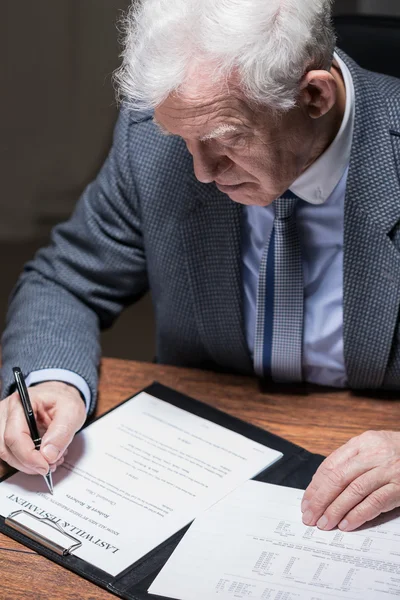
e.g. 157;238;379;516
220;185;275;207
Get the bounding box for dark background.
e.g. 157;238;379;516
1;0;399;363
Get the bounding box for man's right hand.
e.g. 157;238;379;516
0;381;86;475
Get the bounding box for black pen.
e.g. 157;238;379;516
12;367;54;494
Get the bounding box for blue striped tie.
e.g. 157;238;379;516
254;191;303;382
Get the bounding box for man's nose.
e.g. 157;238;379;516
191;143;230;184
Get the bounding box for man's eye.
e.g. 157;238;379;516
219;136;246;149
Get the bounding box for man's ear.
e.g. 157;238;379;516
298;70;338;119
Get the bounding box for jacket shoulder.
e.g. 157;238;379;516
338;49;400;133
113;106;154;141
110;104;191;212
367;71;400;132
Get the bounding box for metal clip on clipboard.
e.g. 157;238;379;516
5;510;82;556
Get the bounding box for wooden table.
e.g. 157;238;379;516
0;358;399;599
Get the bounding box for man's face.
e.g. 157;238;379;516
154;84;317;207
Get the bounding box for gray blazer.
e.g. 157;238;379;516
2;50;400;415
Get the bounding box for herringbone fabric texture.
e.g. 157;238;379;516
1;50;400;414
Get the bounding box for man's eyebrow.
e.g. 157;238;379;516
152;117;173;136
199;124;239;142
152;118;239;141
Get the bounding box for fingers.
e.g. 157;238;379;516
302;440;360;504
0;449;45;475
301;431;400;532
49;451;67;473
301;441;362;525
1;393;50;475
0;383;84;477
308;467;389;531
40;395;86;464
338;483;400;532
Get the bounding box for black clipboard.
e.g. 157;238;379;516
0;382;324;600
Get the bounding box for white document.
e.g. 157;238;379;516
0;392;282;576
150;480;400;600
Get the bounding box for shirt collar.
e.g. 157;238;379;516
290;52;355;205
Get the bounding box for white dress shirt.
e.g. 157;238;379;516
26;54;355;407
241;53;355;387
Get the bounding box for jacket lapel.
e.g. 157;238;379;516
180;172;253;374
341;52;400;388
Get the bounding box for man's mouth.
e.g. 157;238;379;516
215;182;246;191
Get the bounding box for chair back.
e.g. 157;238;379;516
334;15;400;78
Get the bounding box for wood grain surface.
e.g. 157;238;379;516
0;358;399;599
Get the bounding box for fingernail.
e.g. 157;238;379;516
317;515;328;530
42;444;60;463
302;510;314;525
37;466;49;476
338;519;349;531
301;499;309;513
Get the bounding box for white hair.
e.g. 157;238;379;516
115;0;336;112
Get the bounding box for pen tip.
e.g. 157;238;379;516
44;471;54;495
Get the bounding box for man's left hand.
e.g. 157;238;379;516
301;430;400;532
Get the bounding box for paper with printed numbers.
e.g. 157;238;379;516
150;479;400;600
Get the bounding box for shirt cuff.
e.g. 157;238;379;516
25;369;91;413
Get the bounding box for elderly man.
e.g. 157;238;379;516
1;0;400;534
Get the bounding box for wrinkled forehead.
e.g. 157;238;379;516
154;68;257;139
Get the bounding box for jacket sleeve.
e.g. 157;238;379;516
1;109;148;415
